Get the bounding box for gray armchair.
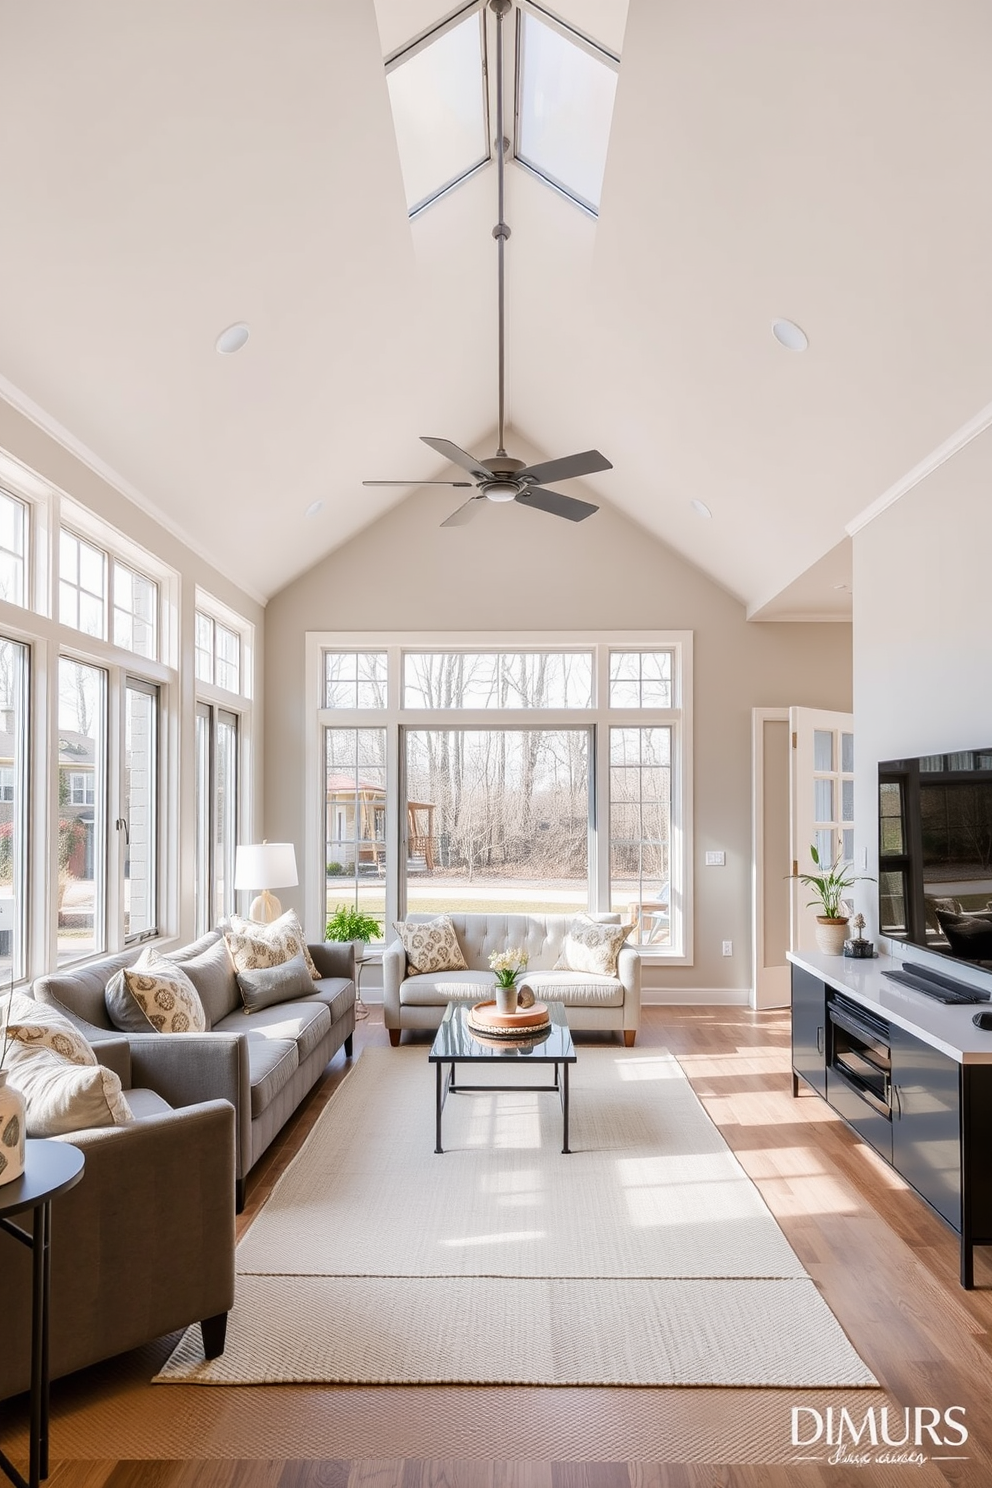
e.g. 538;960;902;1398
0;1034;236;1402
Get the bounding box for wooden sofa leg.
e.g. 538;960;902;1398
344;1034;354;1058
200;1311;228;1360
624;1030;636;1047
388;1029;401;1047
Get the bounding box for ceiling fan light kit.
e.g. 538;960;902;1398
363;0;612;526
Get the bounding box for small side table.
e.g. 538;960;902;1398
0;1139;85;1488
355;949;383;1022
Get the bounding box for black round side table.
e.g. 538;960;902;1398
0;1139;85;1488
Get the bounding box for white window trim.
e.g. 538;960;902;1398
305;630;693;965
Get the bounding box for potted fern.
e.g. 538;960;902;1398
791;844;874;955
325;905;382;964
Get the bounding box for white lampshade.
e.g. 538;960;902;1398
234;842;298;922
234;842;298;892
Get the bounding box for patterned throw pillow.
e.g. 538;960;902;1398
554;916;631;977
225;909;320;981
105;949;207;1033
5;991;96;1065
393;915;468;975
3;993;133;1135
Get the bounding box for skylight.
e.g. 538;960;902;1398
514;7;618;216
386;8;490;217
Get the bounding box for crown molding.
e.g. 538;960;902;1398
846;396;992;538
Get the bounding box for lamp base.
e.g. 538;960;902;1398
248;889;283;924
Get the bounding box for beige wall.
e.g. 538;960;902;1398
853;422;992;941
265;490;852;995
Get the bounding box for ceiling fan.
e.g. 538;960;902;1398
362;0;612;526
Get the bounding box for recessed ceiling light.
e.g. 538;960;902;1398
772;318;808;352
304;500;324;518
215;322;250;355
691;499;712;519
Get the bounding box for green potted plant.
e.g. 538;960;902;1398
790;844;873;955
325;905;382;964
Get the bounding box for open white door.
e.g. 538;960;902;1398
790;707;856;954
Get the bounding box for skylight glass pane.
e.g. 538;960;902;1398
387;12;489;216
516;11;617;214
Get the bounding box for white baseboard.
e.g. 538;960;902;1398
641;987;752;1006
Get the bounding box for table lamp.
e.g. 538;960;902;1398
234;841;298;923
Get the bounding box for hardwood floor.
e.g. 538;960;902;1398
5;1002;992;1486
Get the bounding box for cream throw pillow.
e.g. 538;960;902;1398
3;992;133;1135
105;949;207;1033
393;915;468;975
225;909;320;981
554;916;630;976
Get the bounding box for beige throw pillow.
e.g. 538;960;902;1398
105;949;207;1033
3;993;133;1135
225;909;320;981
5;991;96;1065
554;916;630;977
393;915;468;975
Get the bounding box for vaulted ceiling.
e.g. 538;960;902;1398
1;1;990;614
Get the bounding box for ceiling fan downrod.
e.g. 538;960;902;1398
491;0;511;461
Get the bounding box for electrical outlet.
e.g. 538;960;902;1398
705;850;726;866
722;940;733;957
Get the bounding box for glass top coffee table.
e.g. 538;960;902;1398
429;1000;576;1155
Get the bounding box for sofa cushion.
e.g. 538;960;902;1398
237;951;315;1014
216;1000;331;1064
225;910;320;981
166;933;239;1027
394;915;467;975
308;977;356;1026
105;950;207;1034
522;971;625;1008
246;1035;299;1118
399;970;496;1007
934;909;992;959
554;916;630;976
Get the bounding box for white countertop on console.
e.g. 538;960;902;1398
787;948;992;1064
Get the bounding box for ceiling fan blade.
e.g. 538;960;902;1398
362;480;473;487
516;486;599;522
421;437;494;482
516;449;613;486
441;496;486;527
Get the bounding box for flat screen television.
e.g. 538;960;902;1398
879;748;992;966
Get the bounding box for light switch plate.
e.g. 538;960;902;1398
705;850;726;866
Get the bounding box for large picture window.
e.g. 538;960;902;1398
310;635;690;958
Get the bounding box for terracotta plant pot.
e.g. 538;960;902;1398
815;916;849;956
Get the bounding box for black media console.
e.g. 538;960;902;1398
791;963;992;1288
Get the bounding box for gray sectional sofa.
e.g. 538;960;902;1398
0;1031;236;1401
33;929;356;1208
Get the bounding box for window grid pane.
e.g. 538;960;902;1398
0;492;26;607
609;725;672;945
58;657;106;964
325;727;388;927
325;651;388;709
404;728;589;917
404;652;593;709
0;638;29;980
195;613;214;684
113;563;158;659
215;623;240;694
609;651;673;709
123;682;158;939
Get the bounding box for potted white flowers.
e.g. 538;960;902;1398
489;947;529;1015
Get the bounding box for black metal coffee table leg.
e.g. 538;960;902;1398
561;1061;570;1154
435;1059;444;1154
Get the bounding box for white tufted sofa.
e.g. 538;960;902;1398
382;912;640;1046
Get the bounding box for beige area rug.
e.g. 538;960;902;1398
156;1046;876;1388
